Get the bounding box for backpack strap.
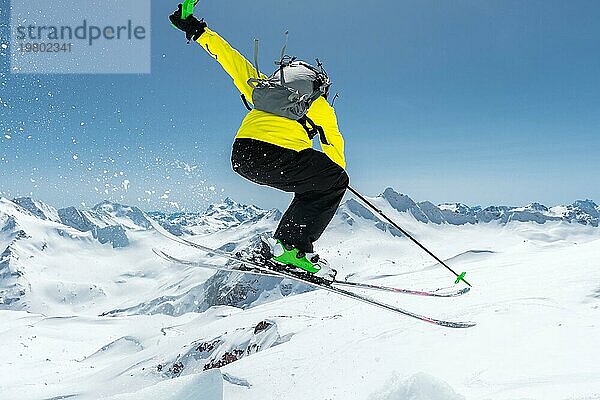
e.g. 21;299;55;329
240;94;253;111
278;31;289;85
279;31;289;62
298;115;329;145
253;38;261;78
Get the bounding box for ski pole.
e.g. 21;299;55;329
347;185;471;287
181;0;200;20
171;0;200;30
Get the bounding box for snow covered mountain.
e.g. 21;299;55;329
148;197;281;236
1;190;599;399
337;188;600;236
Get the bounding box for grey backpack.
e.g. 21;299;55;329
241;38;332;144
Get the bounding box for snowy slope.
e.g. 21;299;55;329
1;191;599;399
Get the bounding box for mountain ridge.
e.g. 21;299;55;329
2;190;599;251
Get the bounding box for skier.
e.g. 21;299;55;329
170;5;348;280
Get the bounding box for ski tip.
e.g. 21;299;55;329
458;287;471;295
151;248;162;256
429;317;476;329
455;321;477;328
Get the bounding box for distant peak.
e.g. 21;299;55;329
13;196;34;202
207;197;254;213
11;196;58;221
223;197;237;206
572;199;598;209
525;202;549;212
379;188;416;212
381;187;401;197
93;200;122;210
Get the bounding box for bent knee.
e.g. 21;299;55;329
337;169;350;190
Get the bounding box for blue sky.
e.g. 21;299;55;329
1;0;599;211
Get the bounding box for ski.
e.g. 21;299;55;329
152;248;469;298
153;248;474;328
149;223;475;327
337;280;470;297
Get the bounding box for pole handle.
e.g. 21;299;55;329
181;0;199;20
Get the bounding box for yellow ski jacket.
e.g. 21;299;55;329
196;28;346;169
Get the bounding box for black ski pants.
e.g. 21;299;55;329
231;138;349;253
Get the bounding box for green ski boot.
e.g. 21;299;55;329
263;237;337;281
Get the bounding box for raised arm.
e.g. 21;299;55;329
196;28;266;102
169;6;265;101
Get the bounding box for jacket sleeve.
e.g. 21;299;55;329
196;28;266;101
307;97;346;169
